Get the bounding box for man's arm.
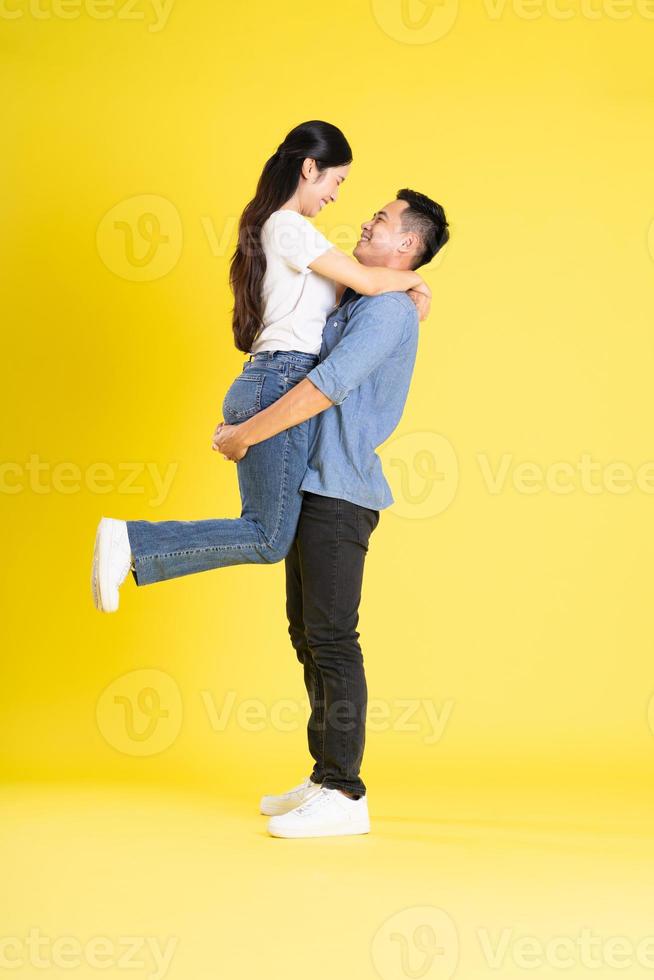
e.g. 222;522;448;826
211;378;332;459
213;294;415;458
302;293;415;406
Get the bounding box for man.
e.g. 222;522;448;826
214;188;450;838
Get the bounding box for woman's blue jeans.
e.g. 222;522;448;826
126;350;320;586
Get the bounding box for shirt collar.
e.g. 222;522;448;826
338;286;360;310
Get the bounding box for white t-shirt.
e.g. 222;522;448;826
249;209;337;356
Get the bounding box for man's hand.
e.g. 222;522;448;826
411;279;431;299
408;287;431;321
211;421;249;461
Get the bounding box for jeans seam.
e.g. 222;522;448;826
239;369;292;553
321;500;339;776
315;667;325;782
258;375;308;553
132;542;265;560
335;499;350;782
261;416;292;550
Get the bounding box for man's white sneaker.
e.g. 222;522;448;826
91;517;134;613
259;775;323;816
267;787;370;838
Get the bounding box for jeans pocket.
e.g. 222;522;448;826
222;372;266;423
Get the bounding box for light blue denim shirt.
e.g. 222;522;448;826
299;287;420;510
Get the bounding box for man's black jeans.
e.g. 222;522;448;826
285;491;380;798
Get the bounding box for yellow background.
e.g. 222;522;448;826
3;1;654;978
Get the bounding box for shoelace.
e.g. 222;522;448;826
281;779;314;801
294;789;333;815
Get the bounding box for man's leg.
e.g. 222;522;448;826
284;531;325;785
294;491;380;798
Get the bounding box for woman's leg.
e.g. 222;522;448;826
127;424;308;585
126;354;316;586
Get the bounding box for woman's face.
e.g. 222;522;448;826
300;161;351;217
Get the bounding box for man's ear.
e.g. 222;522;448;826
397;232;420;257
300;157;317;180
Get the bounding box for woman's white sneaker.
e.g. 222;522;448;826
259;775;323;816
91;517;134;613
267;787;370;838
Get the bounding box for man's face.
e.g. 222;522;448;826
353;199;414;267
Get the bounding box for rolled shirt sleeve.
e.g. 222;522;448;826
266;209;334;275
305;294;417;406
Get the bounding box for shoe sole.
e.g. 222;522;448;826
96;518;119;613
267;820;371;839
91;521;104;612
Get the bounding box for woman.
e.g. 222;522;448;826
91;120;430;612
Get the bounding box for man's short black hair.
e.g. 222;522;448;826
396;188;449;269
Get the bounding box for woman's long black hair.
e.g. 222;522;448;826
229;120;353;353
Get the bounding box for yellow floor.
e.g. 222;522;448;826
4;780;654;979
